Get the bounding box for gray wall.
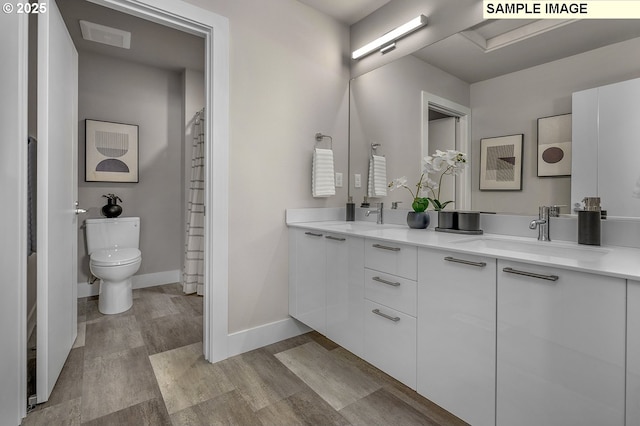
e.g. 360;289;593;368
77;51;184;283
184;0;350;333
470;36;640;215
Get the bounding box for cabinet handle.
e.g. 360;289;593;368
325;235;346;241
502;267;559;282
372;276;401;287
372;308;400;322
304;232;323;237
372;243;400;252
444;256;486;268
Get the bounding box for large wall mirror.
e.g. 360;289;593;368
348;14;640;218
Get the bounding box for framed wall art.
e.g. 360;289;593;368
537;113;572;177
480;134;523;191
85;119;139;182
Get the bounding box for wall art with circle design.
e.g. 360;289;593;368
85;119;139;182
537;113;571;177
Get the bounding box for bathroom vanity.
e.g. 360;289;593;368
287;214;640;426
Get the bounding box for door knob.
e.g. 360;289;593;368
75;201;87;215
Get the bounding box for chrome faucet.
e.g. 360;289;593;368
366;202;384;224
529;205;561;241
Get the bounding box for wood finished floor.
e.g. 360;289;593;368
23;283;467;426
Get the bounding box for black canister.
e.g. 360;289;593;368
578;210;601;246
457;211;480;231
438;211;457;229
346;196;355;221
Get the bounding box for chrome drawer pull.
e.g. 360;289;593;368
502;267;559;282
325;235;346;241
372;309;400;322
304;232;323;237
444;256;486;268
372;276;401;287
372;243;400;252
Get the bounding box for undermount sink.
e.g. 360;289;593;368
452;236;610;262
324;222;402;233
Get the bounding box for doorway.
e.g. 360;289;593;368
421;91;471;210
24;0;229;413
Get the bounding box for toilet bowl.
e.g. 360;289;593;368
85;217;141;315
90;248;142;314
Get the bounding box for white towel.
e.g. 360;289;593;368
368;154;387;197
312;148;335;197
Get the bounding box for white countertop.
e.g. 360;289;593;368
287;220;640;281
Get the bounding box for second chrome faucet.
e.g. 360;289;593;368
529;205;561;241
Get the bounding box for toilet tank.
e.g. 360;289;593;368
85;217;140;254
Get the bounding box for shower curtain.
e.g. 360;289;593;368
182;109;205;295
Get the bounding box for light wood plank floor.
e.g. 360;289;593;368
23;283;467;425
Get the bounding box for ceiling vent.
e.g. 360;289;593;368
80;20;131;49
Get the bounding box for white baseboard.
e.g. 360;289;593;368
227;317;311;358
27;302;36;341
77;269;181;298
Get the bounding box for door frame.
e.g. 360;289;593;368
421;91;472;210
88;0;230;363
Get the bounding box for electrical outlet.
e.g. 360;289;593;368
335;172;343;188
354;174;361;188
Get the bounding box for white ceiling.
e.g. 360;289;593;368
57;0;204;72
297;0;391;25
301;0;640;83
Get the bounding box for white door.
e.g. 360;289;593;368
37;0;79;402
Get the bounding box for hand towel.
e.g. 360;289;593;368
368;154;387;197
312;148;335;197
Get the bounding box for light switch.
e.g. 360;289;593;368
354;174;361;188
335;172;343;188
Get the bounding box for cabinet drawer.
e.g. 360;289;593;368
365;238;417;280
364;299;417;389
365;268;416;316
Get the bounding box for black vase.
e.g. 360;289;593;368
102;199;123;218
407;211;430;229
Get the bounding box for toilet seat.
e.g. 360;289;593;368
90;248;141;267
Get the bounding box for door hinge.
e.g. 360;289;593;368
27;394;37;412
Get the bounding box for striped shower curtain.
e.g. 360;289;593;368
182;109;205;295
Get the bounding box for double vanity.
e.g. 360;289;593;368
287;211;640;426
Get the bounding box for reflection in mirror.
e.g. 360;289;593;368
349;19;640;217
349;55;469;209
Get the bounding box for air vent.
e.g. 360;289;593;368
80;20;131;49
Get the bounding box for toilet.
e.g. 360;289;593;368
85;217;142;314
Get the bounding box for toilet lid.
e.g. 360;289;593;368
91;248;141;267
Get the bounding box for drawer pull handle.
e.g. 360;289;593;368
325;235;346;241
372;276;401;287
502;267;559;282
304;232;323;237
372;309;400;322
444;256;486;268
372;243;400;252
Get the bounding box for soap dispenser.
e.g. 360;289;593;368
346;196;355;221
578;197;601;246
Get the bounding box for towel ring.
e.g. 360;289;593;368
315;133;332;149
371;143;382;156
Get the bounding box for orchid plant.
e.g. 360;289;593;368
423;150;467;210
388;150;467;212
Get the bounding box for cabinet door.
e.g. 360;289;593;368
289;228;326;333
417;249;496;426
628;280;640;425
326;235;364;357
364;299;416;389
497;260;625;426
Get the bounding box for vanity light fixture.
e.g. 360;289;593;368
352;14;427;60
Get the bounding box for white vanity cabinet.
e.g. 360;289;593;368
627;280;640;425
363;238;417;389
417;249;496;426
496;260;626;426
288;227;364;355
